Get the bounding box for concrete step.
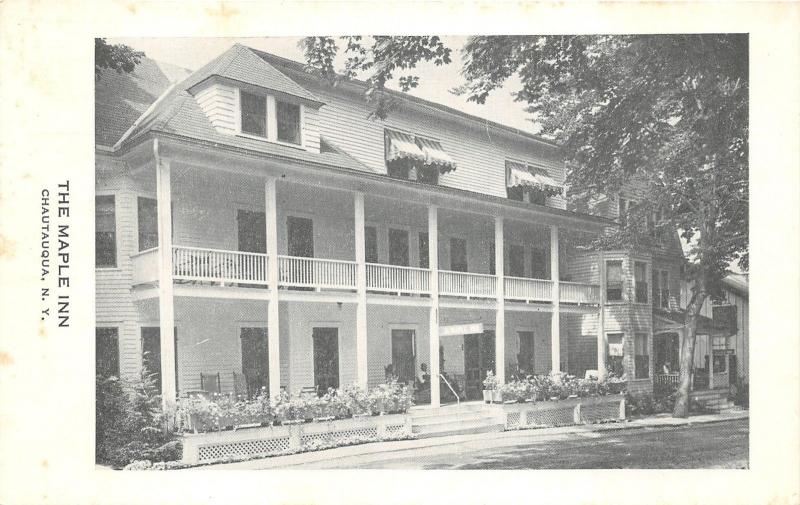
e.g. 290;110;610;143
412;417;506;438
410;403;497;419
414;423;506;439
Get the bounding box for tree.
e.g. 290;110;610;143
302;35;748;417
95;38;144;80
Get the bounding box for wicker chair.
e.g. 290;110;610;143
200;372;221;394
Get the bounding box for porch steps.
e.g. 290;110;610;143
410;402;505;439
690;389;734;412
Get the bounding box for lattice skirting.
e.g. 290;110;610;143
182;414;412;464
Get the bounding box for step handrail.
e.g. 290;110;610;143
439;374;460;406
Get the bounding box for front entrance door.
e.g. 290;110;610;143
240;327;269;397
517;330;535;376
391;329;416;384
463;330;496;401
312;327;339;393
141;327;178;395
287;216;314;258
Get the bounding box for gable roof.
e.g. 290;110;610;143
181;43;321;104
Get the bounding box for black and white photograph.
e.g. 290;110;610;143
93;35;749;470
1;2;799;504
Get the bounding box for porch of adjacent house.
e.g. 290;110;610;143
653;331;731;392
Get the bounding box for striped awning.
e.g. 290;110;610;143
416;137;457;173
506;161;563;196
386;130;425;163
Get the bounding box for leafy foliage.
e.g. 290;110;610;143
302;35;748;417
95;38;144;80
96;373;181;468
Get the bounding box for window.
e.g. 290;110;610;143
96;195;116;268
660;270;670;308
634;261;648;303
276;101;301;145
96;327;119;378
712;305;738;334
364;226;378;263
509;244;525;277
419;232;429;269
634;333;649;379
240;90;267;137
606;260;623;301
607;333;624;377
507;186;547;205
618;197;629;227
450;238;467;272
388;228;409;266
137;197;158;251
488;241;495;275
531;248;548;279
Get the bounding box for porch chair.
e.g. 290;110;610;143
200;372;221;395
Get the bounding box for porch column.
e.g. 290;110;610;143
494;216;505;385
155;153;176;407
550;225;560;374
428;205;441;407
354;192;369;389
265;177;281;398
597;252;607;380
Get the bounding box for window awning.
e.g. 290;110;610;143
386;130;426;163
506;161;563;197
416;137;457;173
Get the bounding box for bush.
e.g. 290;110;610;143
96;373;181;468
624;392;674;417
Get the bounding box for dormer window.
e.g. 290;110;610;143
384;129;457;185
240;90;267;138
276;100;301;145
505;160;562;205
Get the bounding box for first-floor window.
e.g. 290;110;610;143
96;195;116;268
96;327;119;378
607;333;624;377
634;333;649;379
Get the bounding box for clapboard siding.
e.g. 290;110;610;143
193;81;238;135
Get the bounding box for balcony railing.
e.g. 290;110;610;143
439;270;496;299
173;246;268;285
131;247;159;285
366;263;430;295
132;246;600;306
504;276;553;302
278;255;357;290
559;281;601;304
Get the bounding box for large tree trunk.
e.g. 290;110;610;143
673;280;708;418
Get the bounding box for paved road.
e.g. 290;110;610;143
298;419;748;469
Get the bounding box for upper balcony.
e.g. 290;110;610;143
127;157;603;308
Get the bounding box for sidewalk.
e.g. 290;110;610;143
196;409;748;470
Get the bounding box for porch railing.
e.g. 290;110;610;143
504;276;553;302
655;372;680;386
278;255;357;290
438;270;496;299
366;263;430;294
131;247;159;285
559;281;601;304
172;245;268;285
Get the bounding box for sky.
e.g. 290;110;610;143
108;36;539;135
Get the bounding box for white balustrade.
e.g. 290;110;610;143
172;246;268;285
366;263;430;294
559;281;601;304
438;270;496;298
504;276;553;302
131;247;159;285
278;255;356;290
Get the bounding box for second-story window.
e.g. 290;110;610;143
660;270;670;309
419;232;429;269
384;129;456;185
506;160;562;206
531;248;548;279
450;238;467;272
240;90;267;137
96;195;116;268
618;197;629;227
509;244;525;277
634;261;648;303
138;197;158;251
606;260;623;301
276;100;301;145
364;226;378;263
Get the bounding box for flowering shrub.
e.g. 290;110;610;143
492;373;627;405
177;381;414;433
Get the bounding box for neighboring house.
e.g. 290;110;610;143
95;43;627;409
